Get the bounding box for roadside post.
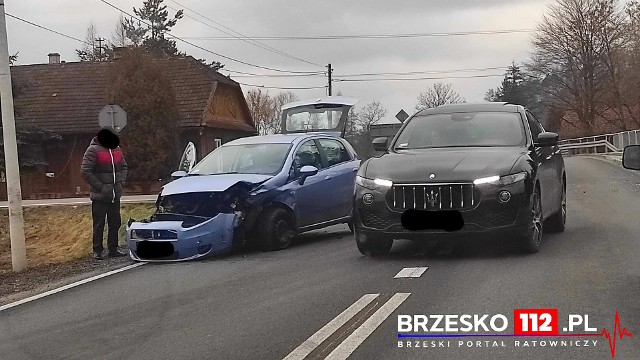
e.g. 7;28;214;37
0;0;27;272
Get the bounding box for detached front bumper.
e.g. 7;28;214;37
126;213;237;262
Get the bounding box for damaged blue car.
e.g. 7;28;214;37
126;97;360;261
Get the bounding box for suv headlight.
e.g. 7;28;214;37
355;175;393;190
473;172;526;186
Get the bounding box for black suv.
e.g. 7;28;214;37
353;103;566;256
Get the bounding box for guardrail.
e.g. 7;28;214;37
558;129;640;155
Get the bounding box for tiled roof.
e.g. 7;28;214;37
10;56;254;134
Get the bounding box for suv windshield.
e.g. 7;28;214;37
394;112;526;149
190;143;291;175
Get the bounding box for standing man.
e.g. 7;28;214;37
81;127;128;259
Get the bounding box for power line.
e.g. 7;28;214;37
236;82;327;90
336;66;508;78
165;0;323;68
5;13;91;45
97;0;320;74
224;66;509;78
181;29;536;41
333;74;505;82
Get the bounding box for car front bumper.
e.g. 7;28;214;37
126;213;237;262
353;180;530;240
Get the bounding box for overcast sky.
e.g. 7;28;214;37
7;0;556;123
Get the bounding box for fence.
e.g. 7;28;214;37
558;129;640;155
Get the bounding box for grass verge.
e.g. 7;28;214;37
0;203;155;274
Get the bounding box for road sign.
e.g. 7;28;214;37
98;104;127;132
396;109;409;123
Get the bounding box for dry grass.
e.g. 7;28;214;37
0;203;155;274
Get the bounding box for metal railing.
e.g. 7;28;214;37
558;129;640;155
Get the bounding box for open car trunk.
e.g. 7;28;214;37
280;96;358;137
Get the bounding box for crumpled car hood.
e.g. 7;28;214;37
162;174;273;195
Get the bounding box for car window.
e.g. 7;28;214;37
318;139;351;167
288;140;324;182
526;112;543;142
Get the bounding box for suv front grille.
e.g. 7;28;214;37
389;183;477;211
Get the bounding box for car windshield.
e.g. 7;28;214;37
189;143;291;175
284;105;344;132
394;112;526;149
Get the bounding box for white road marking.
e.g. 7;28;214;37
394;267;428;278
0;262;145;312
325;293;411;360
282;293;380;360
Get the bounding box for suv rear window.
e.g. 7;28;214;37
394;112;526;149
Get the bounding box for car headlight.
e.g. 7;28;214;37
473;172;526;186
355;175;393;190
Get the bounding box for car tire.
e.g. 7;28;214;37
544;177;566;233
347;219;355;234
258;208;294;251
355;231;392;256
521;185;543;253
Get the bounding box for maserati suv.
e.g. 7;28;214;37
353;103;566;256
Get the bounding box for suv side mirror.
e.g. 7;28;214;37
171;170;187;180
623;145;640;170
298;165;318;185
372;137;389;152
536;132;559;147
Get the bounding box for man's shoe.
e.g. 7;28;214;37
93;252;104;260
108;249;127;258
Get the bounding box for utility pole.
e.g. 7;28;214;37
0;0;27;272
96;37;106;59
327;63;332;96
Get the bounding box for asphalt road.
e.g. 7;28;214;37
1;156;640;360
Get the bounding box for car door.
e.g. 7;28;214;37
316;138;360;220
289;139;332;227
526;111;555;218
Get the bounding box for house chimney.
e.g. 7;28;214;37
48;53;61;64
113;46;127;60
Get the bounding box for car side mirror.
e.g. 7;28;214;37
536;132;559;147
372;137;389;152
171;170;187;180
298;165;318;185
623;145;640;170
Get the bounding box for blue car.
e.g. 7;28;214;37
127;97;360;261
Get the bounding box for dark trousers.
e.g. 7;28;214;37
92;200;121;253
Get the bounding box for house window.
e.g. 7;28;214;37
215;138;222;148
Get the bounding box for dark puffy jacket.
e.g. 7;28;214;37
81;137;128;202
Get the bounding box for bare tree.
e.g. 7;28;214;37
529;0;627;134
415;82;465;110
358;100;388;132
111;15;129;47
76;22;110;61
273;91;299;129
246;89;277;135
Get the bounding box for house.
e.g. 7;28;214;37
1;53;256;200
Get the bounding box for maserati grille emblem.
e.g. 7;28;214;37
429;173;436;180
427;189;439;208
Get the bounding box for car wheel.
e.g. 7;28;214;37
521;185;543;253
355;231;392;256
258;208;294;251
544;177;566;233
347;219;355;234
